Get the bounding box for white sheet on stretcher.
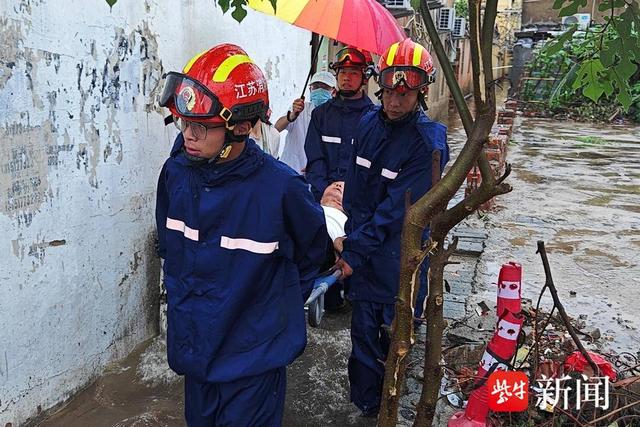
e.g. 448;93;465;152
322;206;347;241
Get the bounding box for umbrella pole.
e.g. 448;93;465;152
300;35;325;99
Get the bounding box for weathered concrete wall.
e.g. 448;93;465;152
0;1;310;425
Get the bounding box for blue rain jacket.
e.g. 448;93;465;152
304;94;374;200
341;107;449;304
156;135;327;383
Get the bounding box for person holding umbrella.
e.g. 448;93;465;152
333;38;450;417
275;71;337;174
156;43;327;426
304;46;376;313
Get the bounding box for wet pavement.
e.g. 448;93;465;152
475;118;640;353
37;115;640;426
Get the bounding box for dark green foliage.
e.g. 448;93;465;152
523;21;640;122
541;0;639;112
454;0;469;19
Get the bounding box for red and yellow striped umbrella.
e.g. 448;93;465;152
248;0;406;55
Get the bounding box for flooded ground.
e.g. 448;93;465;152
38;115;640;426
475;118;640;353
40;311;369;427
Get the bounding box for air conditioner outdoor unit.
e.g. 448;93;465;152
438;7;456;31
561;13;591;30
453;17;466;37
384;0;412;9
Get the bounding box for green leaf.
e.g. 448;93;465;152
553;0;567;10
583;80;605;102
543;28;577;56
573;58;605;92
106;0;117;6
550;61;579;103
617;9;634;38
615;57;637;81
616;86;633;110
599;47;616;67
411;0;422;10
601;77;614;97
610;68;633;111
230;0;248;22
218;0;230;13
617;11;639;61
574;60;605;102
559;0;587;16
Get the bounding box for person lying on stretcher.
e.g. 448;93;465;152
316;181;350;312
321;181;347;242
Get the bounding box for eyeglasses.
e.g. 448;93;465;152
378;66;435;90
174;117;224;140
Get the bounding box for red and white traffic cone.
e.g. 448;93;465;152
491;310;524;361
448;310;524;426
496;262;522;318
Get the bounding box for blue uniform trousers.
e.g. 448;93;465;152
348;283;428;416
348;301;395;415
184;367;286;427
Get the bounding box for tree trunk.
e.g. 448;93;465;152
413;237;447;426
378;220;429;426
379;0;509;425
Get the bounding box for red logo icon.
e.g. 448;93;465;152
488;370;529;412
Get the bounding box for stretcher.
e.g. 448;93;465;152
304;269;342;327
304;205;346;327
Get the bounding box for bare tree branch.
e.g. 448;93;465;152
537;241;600;374
468;0;484;108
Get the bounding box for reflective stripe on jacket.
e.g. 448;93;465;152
156;135;327;382
341;107;449;303
304;95;374;200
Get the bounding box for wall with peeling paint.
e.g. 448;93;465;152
0;0;311;424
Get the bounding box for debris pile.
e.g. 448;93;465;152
440;243;640;426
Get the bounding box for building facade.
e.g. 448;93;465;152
0;1;310;425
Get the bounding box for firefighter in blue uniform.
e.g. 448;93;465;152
304;46;375;311
156;44;327;427
334;39;450;417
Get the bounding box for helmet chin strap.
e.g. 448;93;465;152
418;91;429;111
183;124;246;165
338;89;359;98
206;128;245;164
375;87;428;122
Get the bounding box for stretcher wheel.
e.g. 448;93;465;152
308;294;324;327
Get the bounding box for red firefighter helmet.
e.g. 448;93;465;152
159;43;270;126
330;46;375;80
330;46;373;69
378;39;436;93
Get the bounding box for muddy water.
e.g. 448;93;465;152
39;312;368;427
39;337;184;427
474;118;640;353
